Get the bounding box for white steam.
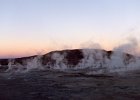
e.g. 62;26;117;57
114;37;139;55
3;48;140;75
48;49;140;74
6;55;43;73
51;53;67;69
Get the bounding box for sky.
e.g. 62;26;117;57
0;0;140;58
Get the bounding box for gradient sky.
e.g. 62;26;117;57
0;0;140;58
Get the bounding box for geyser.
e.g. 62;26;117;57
0;49;139;75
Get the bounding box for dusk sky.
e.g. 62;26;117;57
0;0;140;58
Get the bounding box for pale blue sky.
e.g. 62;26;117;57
0;0;140;57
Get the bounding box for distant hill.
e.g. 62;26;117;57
0;49;135;68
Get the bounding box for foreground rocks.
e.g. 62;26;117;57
0;70;140;100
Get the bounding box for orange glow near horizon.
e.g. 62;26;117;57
0;36;139;58
0;42;117;58
0;44;140;58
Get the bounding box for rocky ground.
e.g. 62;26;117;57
0;69;140;100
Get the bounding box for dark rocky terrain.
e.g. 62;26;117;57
0;49;139;100
0;69;140;100
0;49;135;70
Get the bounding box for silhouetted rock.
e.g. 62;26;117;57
0;49;136;70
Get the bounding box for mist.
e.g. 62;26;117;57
113;37;140;56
